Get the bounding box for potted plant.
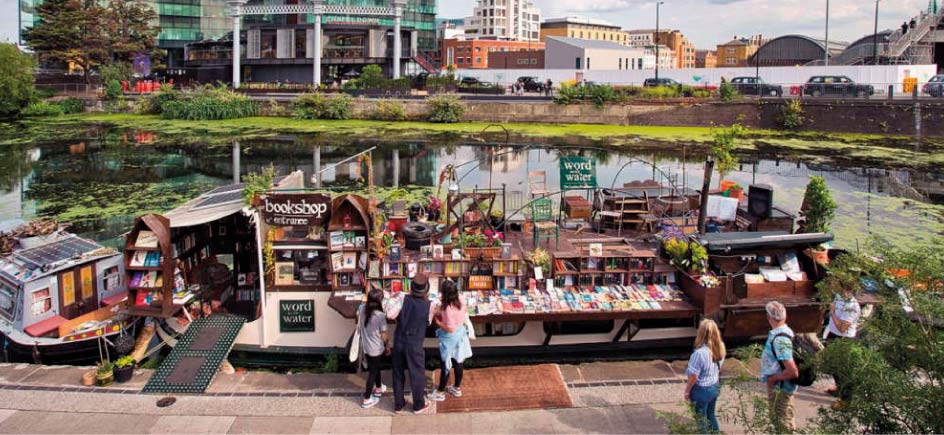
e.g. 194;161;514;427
96;361;115;387
727;183;744;203
242;165;275;207
799;176;837;265
527;248;551;276
113;355;135;383
489;209;505;232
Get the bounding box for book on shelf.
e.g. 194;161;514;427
331;253;343;271
342;253;357;270
390;244;401;262
432;244;444;260
407;262;417;278
368;260;380;278
329;231;344;247
354;236;366;248
135;230;159;248
144;251;161;267
275;262;295;286
130;272;143;289
129;251;148;267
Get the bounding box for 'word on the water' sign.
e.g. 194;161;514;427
279;299;315;332
559;156;597;190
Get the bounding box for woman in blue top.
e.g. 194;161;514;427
685;319;726;433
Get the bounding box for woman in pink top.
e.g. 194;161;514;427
428;279;473;402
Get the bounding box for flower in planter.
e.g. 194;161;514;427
698;274;720;288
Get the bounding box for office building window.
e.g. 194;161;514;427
575;57;581;69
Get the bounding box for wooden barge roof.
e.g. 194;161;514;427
694;231;833;252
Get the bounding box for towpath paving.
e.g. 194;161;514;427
0;359;836;434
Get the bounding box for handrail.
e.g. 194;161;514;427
888;12;941;58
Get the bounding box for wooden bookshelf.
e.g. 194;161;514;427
553;245;673;289
326;195;370;292
124;214;179;318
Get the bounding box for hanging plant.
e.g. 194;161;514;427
263;228;276;286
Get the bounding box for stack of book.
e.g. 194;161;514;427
461;284;687;317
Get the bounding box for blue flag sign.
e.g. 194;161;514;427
559;157;597;190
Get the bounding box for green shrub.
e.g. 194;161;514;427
371;99;407;121
321;94;353;120
360;64;384;89
98;62;132;86
777;99;804;130
691;89;711;99
105;80;123;101
554;83;623;108
426;94;464;123
160;85;258;120
139;84;179;115
266;98;289;117
21;101;64;117
719;81;737;101
292;93;326;119
638;86;680;99
56;98;85;114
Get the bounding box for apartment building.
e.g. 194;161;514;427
655;30;696;69
716;35;764;67
540;17;630;46
465;0;541;41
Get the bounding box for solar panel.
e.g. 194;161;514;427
16;237;102;269
192;191;243;210
206;183;244;195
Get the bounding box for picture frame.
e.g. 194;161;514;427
432;244;444;260
589;243;603;258
451;249;463;260
420;245;433;259
500;243;512;259
329;231;344;247
354;236;366;249
275;262;295;286
342;253;357;269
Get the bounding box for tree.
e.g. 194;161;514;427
814;239;944;434
101;0;158;64
709;124;743;186
360;64;384;89
23;0;107;84
799;175;837;234
0;43;36;118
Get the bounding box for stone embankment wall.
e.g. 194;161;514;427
344;99;943;137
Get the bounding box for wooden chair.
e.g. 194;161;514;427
528;171;549;198
531;199;559;250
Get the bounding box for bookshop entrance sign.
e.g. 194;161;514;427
279;299;315;332
559;157;597;190
262;194;331;227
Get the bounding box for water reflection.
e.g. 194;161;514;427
1;134;943;249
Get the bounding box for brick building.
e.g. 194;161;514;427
442;39;544;69
695;50;716;68
487;50;545;69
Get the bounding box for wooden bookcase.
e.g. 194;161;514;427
327;195;370;292
552;246;665;289
124;214;177;317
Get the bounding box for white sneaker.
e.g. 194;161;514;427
428;390;446;402
372;384;387;398
446;386;462;397
361;396;380;409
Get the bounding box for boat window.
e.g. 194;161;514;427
31;287;52;316
475;322;524;337
544;320;615;335
0;282;16;318
104;266;121;292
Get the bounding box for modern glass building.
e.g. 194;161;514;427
186;0;438;84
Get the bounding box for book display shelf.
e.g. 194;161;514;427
125;214;183;317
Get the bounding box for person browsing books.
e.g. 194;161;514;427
358;288;389;409
392;272;432;414
429;279;472;402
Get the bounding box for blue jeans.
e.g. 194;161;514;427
690;383;720;433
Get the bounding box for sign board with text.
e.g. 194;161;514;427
279;299;315;332
262;194;331;227
559;157;597;190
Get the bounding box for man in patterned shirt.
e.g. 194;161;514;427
761;301;800;432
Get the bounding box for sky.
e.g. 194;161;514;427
0;0;930;49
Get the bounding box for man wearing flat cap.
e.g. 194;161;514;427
392;272;432;414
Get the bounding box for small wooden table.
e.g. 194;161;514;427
564;196;592;221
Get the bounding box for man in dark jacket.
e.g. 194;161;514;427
392;272;432;414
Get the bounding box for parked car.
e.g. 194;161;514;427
460;77;489;87
922;75;944;97
803;75;874;98
644;78;680;87
516;76;546;92
730;77;783;97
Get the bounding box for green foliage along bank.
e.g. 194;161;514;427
159;86;259;121
0;43;36;118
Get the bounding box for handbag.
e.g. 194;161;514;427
464;316;476;341
349;310;362;363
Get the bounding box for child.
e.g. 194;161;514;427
429;279;472;401
359;288;390;409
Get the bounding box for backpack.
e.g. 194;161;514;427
770;332;818;387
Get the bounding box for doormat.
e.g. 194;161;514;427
434;364;573;413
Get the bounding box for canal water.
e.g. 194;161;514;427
1;132;942;250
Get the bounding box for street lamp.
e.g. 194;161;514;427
824;0;830;66
655;1;665;81
873;0;881;65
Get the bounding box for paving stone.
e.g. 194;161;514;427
311;416;391;434
228;417;313;434
0;411;159;434
573;361;677;382
0;364;41;384
148;416;236;434
0;411;14;426
558;365;583;383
